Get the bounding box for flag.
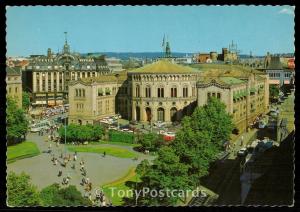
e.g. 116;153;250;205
162;34;165;47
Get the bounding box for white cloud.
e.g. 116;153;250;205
278;7;295;16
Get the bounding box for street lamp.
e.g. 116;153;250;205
64;116;67;155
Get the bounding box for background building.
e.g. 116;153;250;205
23;36;111;107
263;54;294;86
196;64;269;133
68;72;127;125
6;67;23;108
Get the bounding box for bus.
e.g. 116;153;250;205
30;120;52;132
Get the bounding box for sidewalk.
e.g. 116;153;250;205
228;128;258;159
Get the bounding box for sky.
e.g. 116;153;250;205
6;5;295;57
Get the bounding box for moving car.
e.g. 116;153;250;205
237;147;248;157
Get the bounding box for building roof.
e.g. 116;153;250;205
128;59;197;74
6;67;21;76
77;71;128;85
198;76;246;86
267;56;283;70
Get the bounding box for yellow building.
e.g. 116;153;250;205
196;64;269;132
6;67;22;108
68;61;270;134
128;60;198;123
68;72;127;125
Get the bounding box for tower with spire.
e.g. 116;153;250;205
162;34;172;58
63;32;70;54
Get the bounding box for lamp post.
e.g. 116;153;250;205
64;115;67;155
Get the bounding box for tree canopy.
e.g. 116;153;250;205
269;84;280;99
138;132;164;152
7;172;40;206
40;184;91;206
6;97;29;145
22;91;31;111
58;124;104;143
125;97;234;206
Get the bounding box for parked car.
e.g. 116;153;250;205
129;120;138;125
154;121;166;128
237;148;248;157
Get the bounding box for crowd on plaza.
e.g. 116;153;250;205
42;128;110;206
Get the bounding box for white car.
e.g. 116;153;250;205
237;148;248;157
154;121;165;128
122;128;133;133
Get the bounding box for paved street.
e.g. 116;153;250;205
7;131;155;198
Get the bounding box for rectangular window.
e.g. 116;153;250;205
207;92;211;99
217;93;221;99
15;87;18;93
9;87;11;93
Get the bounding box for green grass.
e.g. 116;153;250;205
102;168;141;206
67;145;137;159
7;141;40;163
99;141;141;147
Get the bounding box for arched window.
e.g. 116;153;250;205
170;107;177;122
145;86;151;98
157;107;165;122
157;86;164;98
183;86;188;97
136;85;140;97
171;87;177;98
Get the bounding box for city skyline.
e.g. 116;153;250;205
6;5;295;57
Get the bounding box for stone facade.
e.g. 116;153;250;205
24;40;111;106
6;67;22;108
68;60;270;134
197;72;269;133
68;73;127;125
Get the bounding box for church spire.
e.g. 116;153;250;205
63;32;70;54
64;31;68;44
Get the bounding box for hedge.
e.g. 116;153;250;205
108;130;135;143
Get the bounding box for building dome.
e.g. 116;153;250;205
128;59;197;74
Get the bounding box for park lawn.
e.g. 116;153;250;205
102;167;141;206
7;141;40;163
67;145;137;159
98;141;141;147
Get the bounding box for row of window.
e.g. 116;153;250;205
135;86;194;98
97;100;113;115
207;92;221;99
7;77;19;81
75;89;86;97
76;103;84;112
269;73;281;78
8;86;19;93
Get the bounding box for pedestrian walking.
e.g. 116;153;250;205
58;170;62;177
86;177;90;184
103;151;106;157
73;154;77;161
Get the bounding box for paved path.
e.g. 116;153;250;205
7;132;155;201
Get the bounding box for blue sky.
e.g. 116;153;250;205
6;6;295;57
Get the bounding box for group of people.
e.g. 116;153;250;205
44;131;110;206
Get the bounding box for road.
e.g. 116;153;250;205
7;131;155;205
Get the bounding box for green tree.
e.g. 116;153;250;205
138;132;163;151
269;84;279;100
6;97;29;145
40;184;91;206
59;124;104;143
22;91;30;111
7;172;40;206
127;147;192;206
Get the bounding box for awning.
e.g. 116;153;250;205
35;101;47;104
269;79;280;85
